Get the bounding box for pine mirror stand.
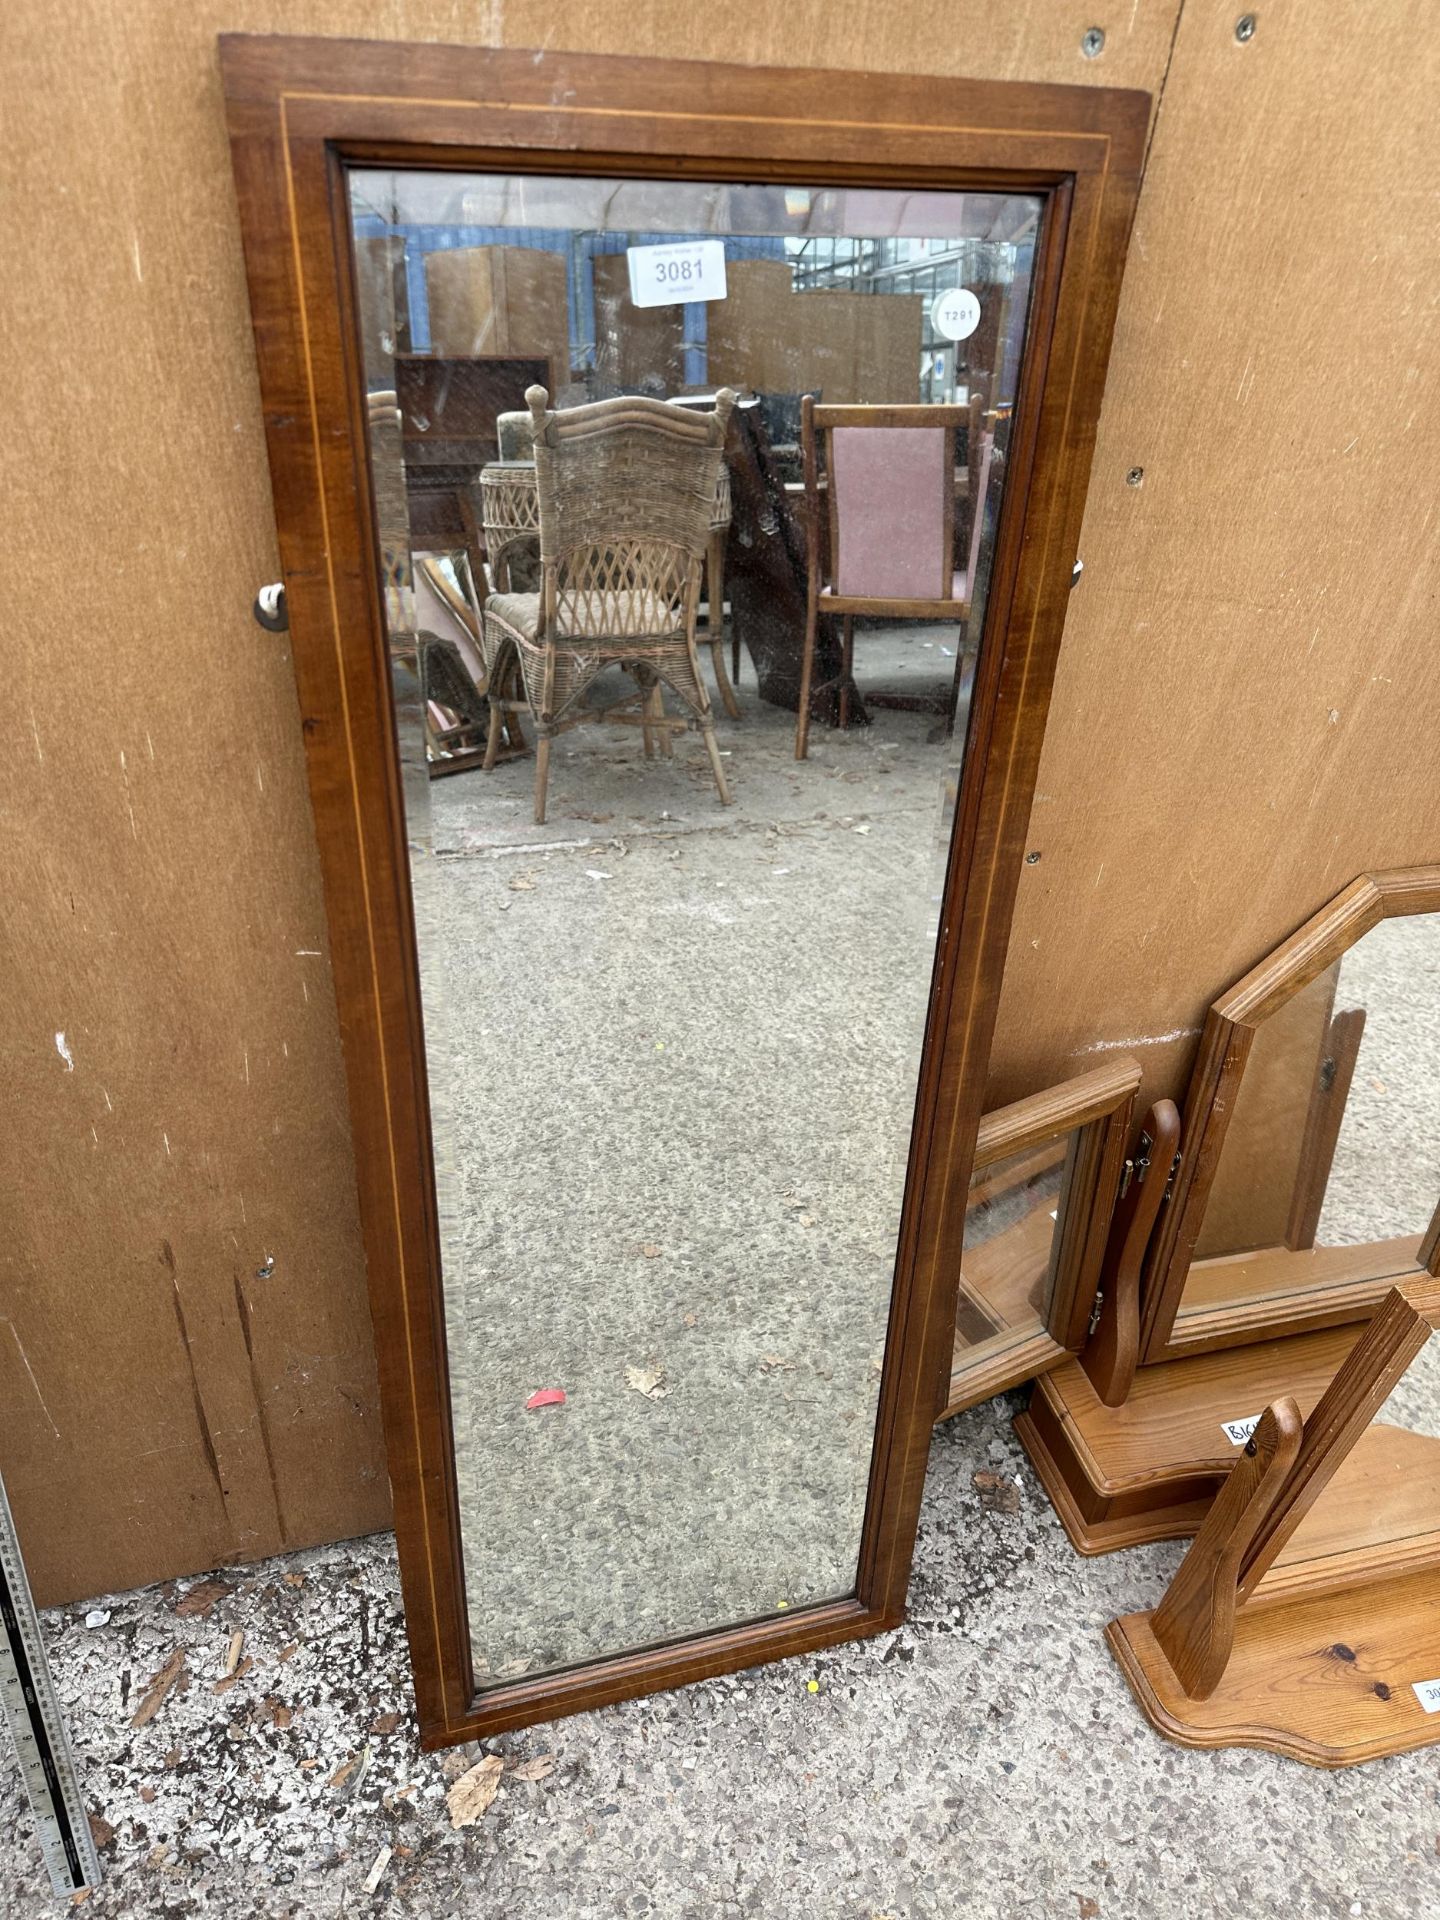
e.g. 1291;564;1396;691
1017;867;1440;1554
1107;1280;1440;1767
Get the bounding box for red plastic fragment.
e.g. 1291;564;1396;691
524;1388;567;1410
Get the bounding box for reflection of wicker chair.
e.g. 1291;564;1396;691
479;385;737;824
486;406;737;715
706;464;739;718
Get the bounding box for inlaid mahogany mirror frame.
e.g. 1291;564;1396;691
219;33;1145;1744
1140;868;1440;1366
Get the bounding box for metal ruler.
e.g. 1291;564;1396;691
0;1470;101;1898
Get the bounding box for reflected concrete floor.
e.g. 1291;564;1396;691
419;628;965;1684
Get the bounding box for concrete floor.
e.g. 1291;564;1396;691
8;647;1437;1915
5;1391;1440;1920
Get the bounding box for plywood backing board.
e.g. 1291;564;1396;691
990;0;1440;1115
0;0;1249;1605
424;244;570;374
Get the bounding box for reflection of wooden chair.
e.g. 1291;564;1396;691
479;385;736;824
794;396;992;759
669;394;740;718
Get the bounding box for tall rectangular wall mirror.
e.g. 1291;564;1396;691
220;36;1145;1742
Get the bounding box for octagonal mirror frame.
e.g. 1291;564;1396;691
1140;867;1440;1366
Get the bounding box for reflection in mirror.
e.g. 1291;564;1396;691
1182;910;1440;1329
348;168;1041;1688
942;1059;1140;1418
957;1140;1067;1358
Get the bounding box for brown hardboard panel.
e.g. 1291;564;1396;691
498;0;1181;96
991;0;1440;1114
2;0;1177;1602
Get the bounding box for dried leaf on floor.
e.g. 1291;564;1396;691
174;1579;233;1619
278;1642;300;1663
1076;1898;1101;1920
625;1363;669;1400
508;1754;557;1782
447;1754;504;1828
87;1814;116;1853
261;1697;295;1730
972;1470;1021;1515
525;1388;567;1410
212;1657;253;1695
759;1356;797;1374
131;1650;187;1728
328;1752;362;1790
639;1243;662;1258
283;1573;306;1589
508;872;536;892
370;1710;402;1736
139;1786;156;1804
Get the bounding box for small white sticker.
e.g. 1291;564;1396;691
931;287;981;342
626;240;727;309
1221;1414;1262;1447
1412;1677;1440;1713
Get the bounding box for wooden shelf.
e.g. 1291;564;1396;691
1108;1568;1440;1768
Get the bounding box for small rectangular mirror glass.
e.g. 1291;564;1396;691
348;166;1042;1689
958;1140;1068;1356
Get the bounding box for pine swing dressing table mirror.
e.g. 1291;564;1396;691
1142;869;1440;1361
1019;868;1440;1553
219;35;1145;1743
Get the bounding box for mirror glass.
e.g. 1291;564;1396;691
955;1135;1070;1368
348;167;1042;1689
1182;913;1440;1326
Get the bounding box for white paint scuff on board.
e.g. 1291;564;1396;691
1075;1026;1198;1055
54;1031;75;1071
